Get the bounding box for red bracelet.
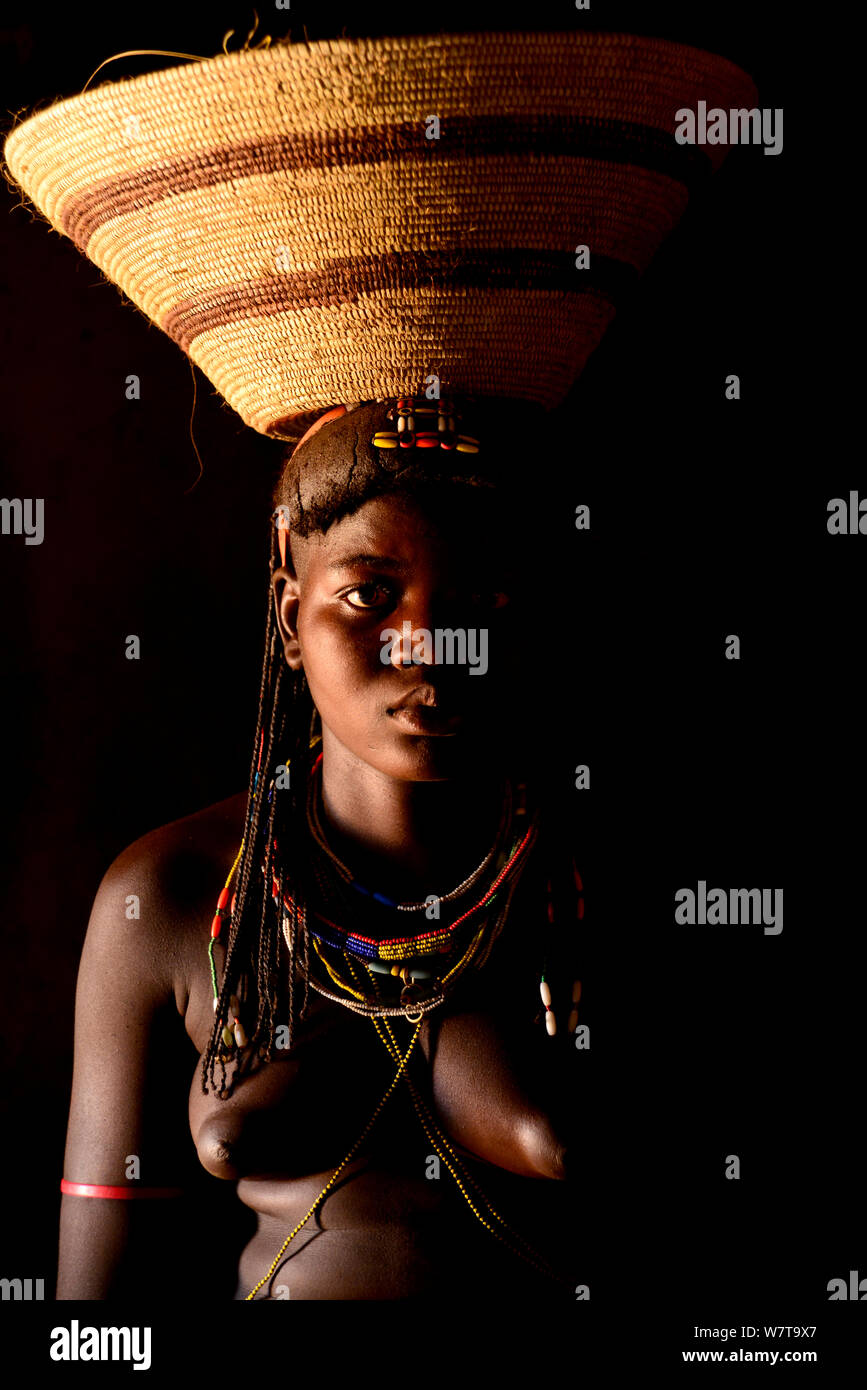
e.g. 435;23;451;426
60;1180;184;1199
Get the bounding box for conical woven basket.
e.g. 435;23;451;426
4;30;757;440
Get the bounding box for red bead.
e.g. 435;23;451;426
416;434;438;447
547;902;555;923
577;898;585;919
210;915;222;939
230;893;237;913
217;886;231;911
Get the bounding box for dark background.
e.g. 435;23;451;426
1;0;863;1365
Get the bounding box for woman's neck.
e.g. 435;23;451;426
317;729;506;898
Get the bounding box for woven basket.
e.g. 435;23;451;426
4;30;757;440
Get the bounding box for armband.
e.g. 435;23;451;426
60;1180;184;1199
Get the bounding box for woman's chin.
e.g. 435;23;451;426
384;730;501;782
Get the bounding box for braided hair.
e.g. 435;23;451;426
200;397;573;1098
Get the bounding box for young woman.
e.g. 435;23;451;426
56;397;585;1300
8;24;751;1303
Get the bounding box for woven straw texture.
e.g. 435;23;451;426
4;30;757;439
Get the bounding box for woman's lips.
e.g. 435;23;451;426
387;704;464;735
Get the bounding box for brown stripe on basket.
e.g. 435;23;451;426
61;116;712;252
161;248;639;353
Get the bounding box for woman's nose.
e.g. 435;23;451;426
384;590;451;668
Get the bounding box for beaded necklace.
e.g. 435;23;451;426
206;745;584;1296
305;759;513;911
267;754;535;1023
283;852;526;1021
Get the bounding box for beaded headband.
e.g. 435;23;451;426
274;393;486;566
372;397;480;455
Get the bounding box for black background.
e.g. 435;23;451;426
1;0;863;1369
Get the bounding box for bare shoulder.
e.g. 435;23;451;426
89;789;248;1017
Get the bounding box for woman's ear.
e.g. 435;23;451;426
272;567;303;670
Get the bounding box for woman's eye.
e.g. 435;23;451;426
469;591;510;609
344;583;393;609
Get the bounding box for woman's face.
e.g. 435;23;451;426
274;490;520;780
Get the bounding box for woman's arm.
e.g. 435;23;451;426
56;840;210;1299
